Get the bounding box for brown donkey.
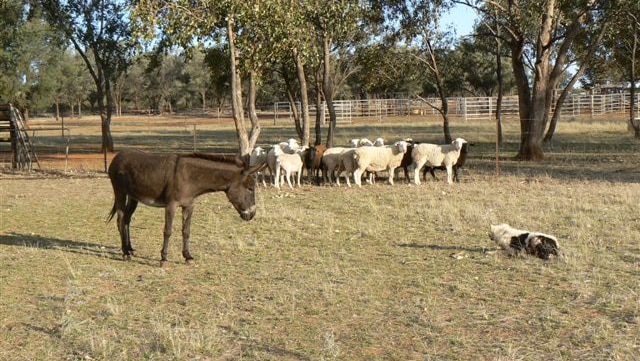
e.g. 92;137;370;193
107;149;262;264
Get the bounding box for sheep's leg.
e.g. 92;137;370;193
274;164;281;189
296;169;301;187
387;167;395;185
286;170;294;189
445;164;453;184
345;172;351;187
413;160;426;185
353;169;363;187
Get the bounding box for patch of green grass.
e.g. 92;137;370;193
1;117;639;360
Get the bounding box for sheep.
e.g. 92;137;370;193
249;146;268;186
488;223;561;260
353;140;409;186
304;144;327;184
335;148;358;187
397;138;416;183
349;138;374;147
273;145;303;189
279;138;301;154
412;137;467;185
321;147;349;184
373;137;385;146
423;142;471;183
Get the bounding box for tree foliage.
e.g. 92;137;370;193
40;0;134;152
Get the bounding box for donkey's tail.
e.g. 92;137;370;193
106;203;117;223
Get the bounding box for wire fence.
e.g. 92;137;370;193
274;93;640;123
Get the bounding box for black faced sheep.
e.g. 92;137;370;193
249;146;268;186
353;140;409;186
304;144;327;184
411;138;467;185
423;142;471;183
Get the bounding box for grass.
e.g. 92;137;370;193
0;115;639;360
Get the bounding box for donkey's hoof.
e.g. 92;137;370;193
122;254;132;261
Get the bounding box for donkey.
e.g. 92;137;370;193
107;149;263;264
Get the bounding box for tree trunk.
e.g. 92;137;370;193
227;17;252;156
314;74;323;146
293;48;311;147
247;71;261;150
102;77;115;152
282;67;302;138
629;16;640;138
494;12;504;147
546;23;608;142
322;35;337;148
423;39;451;143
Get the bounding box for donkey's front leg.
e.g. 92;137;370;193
181;205;195;263
161;203;177;264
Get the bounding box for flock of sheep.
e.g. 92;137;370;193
249;136;469;189
249;136;566;261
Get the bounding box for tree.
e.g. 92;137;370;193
603;0;640;137
469;0;611;160
388;0;464;143
0;1;66;119
307;0;368;147
133;1;270;155
183;47;212;113
40;0;134;152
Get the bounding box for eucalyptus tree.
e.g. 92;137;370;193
457;36;515;97
40;0;135;152
387;0;463;143
133;1;287;155
0;1;66;119
183;47;211;112
308;0;370;147
203;46;231;115
351;44;424;98
463;0;612;160
603;0;640;137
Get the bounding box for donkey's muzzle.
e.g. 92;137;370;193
240;205;256;221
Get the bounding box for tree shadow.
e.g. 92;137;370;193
0;232;158;266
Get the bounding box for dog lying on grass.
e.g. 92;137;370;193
489;223;561;260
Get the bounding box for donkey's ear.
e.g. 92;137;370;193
247;162;267;175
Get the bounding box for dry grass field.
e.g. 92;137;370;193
0;114;639;360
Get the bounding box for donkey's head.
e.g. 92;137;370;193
225;155;263;221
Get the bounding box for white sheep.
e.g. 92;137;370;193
352;140;409;186
373;137;385;146
412;138;467;185
249;146;268;186
321;147;349;184
279;138;301;154
350;138;374;147
273;145;303;189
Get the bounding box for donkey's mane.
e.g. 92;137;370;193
183;152;245;167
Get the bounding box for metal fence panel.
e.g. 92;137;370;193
274;93;640;121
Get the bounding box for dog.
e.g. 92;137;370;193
489;223;561;260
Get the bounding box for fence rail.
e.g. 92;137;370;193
274;93;640;123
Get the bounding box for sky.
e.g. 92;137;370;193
440;4;479;37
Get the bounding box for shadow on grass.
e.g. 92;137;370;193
396;242;488;254
0;232;159;266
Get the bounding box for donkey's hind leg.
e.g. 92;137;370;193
121;198;138;259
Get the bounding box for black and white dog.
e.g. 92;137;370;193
489;223;561;260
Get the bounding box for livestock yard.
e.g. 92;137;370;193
0;114;639;360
